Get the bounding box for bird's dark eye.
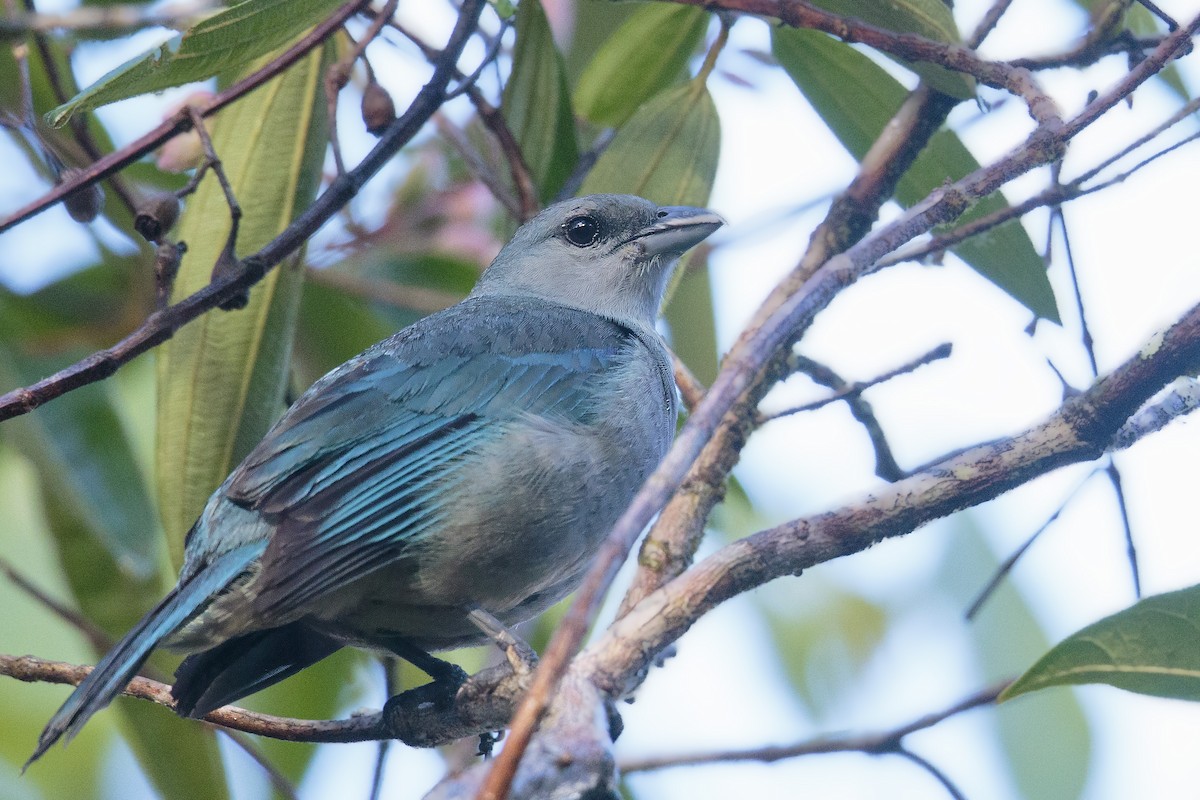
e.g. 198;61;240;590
563;214;601;247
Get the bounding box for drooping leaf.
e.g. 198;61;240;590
48;0;346;126
154;41;340;786
574;5;710;127
773;27;1059;322
156;42;330;559
1004;584;1200;702
580;78;720;208
0;353;231;800
502;0;578;202
806;0;975;99
940;517;1090;800
757;577;890;719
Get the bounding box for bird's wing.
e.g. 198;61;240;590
218;297;637;617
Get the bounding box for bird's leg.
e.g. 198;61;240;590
466;606;538;677
382;637;468;688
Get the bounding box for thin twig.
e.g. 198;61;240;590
0;0;370;235
0;654;388;742
0;556;111;653
967;0;1014;48
760;344;952;424
0;0;486;422
483;18;1199;797
620;682;1008;772
390;18;536;220
965;469;1100;621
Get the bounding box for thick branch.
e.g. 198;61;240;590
483;16;1198;797
580;302;1200;697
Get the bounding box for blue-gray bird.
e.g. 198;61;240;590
30;193;722;764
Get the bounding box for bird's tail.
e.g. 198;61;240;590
27;544;260;768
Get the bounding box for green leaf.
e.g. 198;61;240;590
663;254;719;386
580;79;720;208
1004;585;1200;702
574;4;710;127
0;354;231;800
48;0;345;126
940;517;1090;800
501;0;579;202
758;577;889;719
0;353;160;579
773;27;1059;322
806;0;975;99
156;42;331;562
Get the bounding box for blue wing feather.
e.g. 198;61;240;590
215;297;636;620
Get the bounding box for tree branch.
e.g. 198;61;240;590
580;301;1200;700
620;681;1008;772
0;0;370;235
482;17;1197;794
0;0;486;422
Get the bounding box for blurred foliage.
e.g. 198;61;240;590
0;1;1192;799
940;518;1091;800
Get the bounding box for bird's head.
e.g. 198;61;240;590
473;194;724;329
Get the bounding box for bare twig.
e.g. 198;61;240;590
621;682;1007;772
0;654;388;742
965;469;1099;620
761;344;952;424
0;0;486;421
391;18;537;221
483;18;1198;797
581;302;1200;706
0;0;370;235
0;556;111;653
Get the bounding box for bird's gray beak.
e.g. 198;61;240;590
625;206;725;258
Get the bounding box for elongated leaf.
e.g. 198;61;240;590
773;27;1059;321
502;0;578;202
155;41;337;786
807;0;975;99
156;43;330;558
48;0;346;126
0;353;230;800
574;5;710;126
581;79;720;208
1004;585;1200;702
1;352;159;579
941;517;1090;800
